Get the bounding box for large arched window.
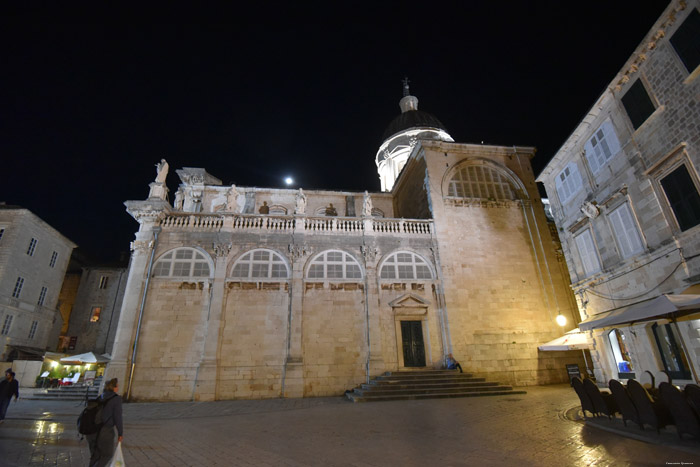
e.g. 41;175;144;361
447;164;519;200
153;248;212;278
380;251;433;280
306;250;362;279
231;249;289;279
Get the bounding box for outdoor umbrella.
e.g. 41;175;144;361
59;352;111;364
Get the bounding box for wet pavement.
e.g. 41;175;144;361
1;384;699;466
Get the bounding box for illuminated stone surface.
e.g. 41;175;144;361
2;385;699;466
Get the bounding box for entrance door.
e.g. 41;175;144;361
401;320;426;367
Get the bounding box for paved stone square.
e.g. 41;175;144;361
2;384;700;466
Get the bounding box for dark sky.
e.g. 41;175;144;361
1;2;670;262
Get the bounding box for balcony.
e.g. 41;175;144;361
159;213;434;237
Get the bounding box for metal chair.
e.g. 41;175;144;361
609;379;642;428
583;377;618;419
659;382;700;440
684;384;700;418
627;379;670;433
571;376;595;418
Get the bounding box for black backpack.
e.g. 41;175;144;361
77;394;116;435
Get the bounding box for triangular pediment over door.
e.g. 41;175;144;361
390;293;430;316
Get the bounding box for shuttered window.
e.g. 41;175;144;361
574;229;601;277
585;120;621;174
555;163;582;203
608;203;644;258
621;80;655;130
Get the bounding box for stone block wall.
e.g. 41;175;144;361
217;285;287;399
301;285;366;396
130;280;209;401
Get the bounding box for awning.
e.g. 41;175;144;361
579;294;700;331
538;328;591;351
8;345;47;360
59;352;111;365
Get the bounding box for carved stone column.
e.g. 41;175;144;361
362;243;384;375
193;241;231;401
283;243;307;398
104;199;169;393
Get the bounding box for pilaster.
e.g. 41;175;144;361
193;241;230;401
104;199;168;394
283;243;306;398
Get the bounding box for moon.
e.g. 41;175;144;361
284;177;294;185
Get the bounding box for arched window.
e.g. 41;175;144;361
231;249;289;279
608;329;633;374
269;205;287;215
380;251;433;280
307;250;362;279
448;164;519;200
153;248;212;278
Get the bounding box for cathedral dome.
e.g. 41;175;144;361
375;81;453;192
381;109;449;142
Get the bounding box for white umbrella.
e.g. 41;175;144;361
59;352;110;364
538;328;591;351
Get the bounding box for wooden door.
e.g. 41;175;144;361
401;321;426;367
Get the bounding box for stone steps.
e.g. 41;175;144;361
346;370;526;403
360;381;492;391
25;377;104;401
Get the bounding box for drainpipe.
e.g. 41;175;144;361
281;248;294;397
362;228;371;385
126;227;160;401
529;203;563;320
520;203;554;323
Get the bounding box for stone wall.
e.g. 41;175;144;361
419;143;580;386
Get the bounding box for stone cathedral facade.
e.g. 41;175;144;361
106;89;580;401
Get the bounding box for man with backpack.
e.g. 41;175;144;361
86;378;123;467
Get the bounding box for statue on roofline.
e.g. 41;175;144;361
295;188;307;215
362;191;373;217
155;159;169;184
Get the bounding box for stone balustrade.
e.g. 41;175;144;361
159;213;434;237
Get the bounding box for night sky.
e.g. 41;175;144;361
2;3;669;262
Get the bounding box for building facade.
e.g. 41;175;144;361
60;266;127;355
106;89;579;401
0;205;76;360
537;0;700;385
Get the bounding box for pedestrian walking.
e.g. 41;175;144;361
87;378;123;467
0;370;19;423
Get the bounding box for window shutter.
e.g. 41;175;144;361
556;163;582;203
602;120;621;158
609;203;643;258
575;230;601;277
584;139;600;173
